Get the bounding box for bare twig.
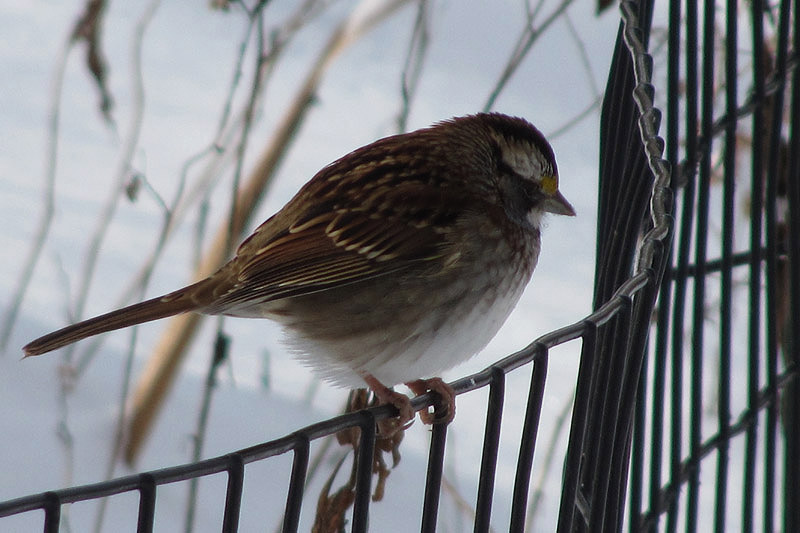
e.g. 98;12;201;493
69;0;327;373
185;5;270;528
55;391;76;533
441;475;496;533
483;0;578;111
89;2;163;532
71;0;114;122
1;19;85;530
396;0;430;133
0;40;70;352
66;6;149;350
563;10;601;96
549;94;603;140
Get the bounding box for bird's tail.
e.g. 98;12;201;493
23;283;209;357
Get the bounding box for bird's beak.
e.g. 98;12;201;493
543;190;576;216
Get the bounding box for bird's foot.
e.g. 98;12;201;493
405;377;455;425
363;374;456;431
363;374;415;431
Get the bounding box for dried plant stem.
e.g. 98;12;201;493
69;0;326;375
440;475;495;533
185;4;271;527
90;2;163;532
4;15;90;526
68;0;150;345
550;94;603;140
0;42;69;352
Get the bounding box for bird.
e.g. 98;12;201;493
24;112;575;426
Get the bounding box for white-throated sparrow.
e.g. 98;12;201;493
24;113;575;425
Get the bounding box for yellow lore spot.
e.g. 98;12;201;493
541;175;558;195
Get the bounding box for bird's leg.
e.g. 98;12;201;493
362;374;415;427
405;377;456;425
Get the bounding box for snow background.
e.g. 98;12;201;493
0;1;622;531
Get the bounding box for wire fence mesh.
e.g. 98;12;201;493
630;0;800;530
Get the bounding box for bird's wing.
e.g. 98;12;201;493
208;178;462;311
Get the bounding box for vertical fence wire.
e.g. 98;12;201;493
715;0;738;528
282;436;309;533
665;0;698;523
557;323;597;531
509;349;548;533
763;2;791;530
783;4;800;529
743;1;766;531
136;474;156;533
221;455;244;533
420;418;447;533
350;412;377;533
43;492;60;533
474;367;505;532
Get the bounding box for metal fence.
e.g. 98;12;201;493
1;0;798;531
627;0;800;531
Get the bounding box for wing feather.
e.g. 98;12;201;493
207;142;472;313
